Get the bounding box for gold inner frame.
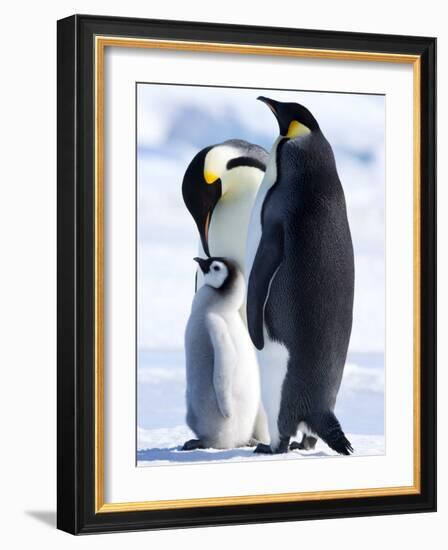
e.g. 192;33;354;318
94;36;421;514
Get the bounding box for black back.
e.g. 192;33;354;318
247;130;354;411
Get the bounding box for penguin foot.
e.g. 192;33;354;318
275;436;291;453
254;443;273;454
254;437;291;454
181;438;205;451
290;435;318;451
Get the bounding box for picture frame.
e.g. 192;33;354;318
57;14;436;534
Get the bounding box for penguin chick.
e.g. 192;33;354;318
182;257;268;451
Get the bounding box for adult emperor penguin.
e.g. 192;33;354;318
246;97;354;456
182;139;268;291
182;257;268;450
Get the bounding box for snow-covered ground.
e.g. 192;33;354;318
137;426;384;467
137;350;385;466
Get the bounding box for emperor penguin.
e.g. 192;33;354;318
182;257;268;450
182;139;268;293
246;97;354;456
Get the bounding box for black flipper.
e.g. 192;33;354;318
306;411;353;455
247;225;284;350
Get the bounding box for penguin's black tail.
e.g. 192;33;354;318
306;411;353;455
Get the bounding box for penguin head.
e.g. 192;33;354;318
182;140;267;256
193;256;234;290
257;96;319;139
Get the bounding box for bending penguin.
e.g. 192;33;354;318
182;139;268;292
246;97;354;455
182;257;267;450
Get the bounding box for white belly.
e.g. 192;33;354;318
257;328;289;449
245;138;285;448
197;166;263;291
208;193;252;276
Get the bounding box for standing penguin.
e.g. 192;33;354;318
182;139;268;289
182;257;268;450
246;97;354;455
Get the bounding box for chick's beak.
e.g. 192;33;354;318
193;257;210;273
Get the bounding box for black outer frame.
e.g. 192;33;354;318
57;14;436;535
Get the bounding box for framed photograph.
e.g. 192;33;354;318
57;14;436;534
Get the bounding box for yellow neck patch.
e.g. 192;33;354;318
286;120;311;138
204;170;219;184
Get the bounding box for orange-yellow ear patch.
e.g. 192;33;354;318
204;170;219;184
286;120;311;138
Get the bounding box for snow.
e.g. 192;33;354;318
137;425;384;467
137;351;385;466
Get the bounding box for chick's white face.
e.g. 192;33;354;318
203;260;229;289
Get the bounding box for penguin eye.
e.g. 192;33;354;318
213;265;220;271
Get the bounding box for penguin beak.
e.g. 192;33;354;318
257;96;288;136
193;257;210;274
197;189;221;257
182;149;222;257
257;96;280;116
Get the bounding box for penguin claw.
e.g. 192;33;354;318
254;443;273;454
